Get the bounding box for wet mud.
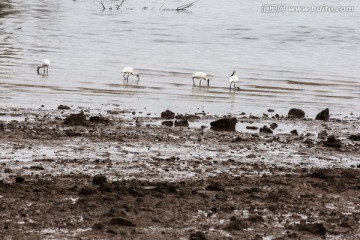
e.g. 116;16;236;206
0;107;359;239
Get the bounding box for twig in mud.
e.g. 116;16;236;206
176;1;197;11
161;1;198;12
100;1;106;10
117;0;126;10
159;3;165;11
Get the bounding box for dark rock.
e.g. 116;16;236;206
65;130;82;137
349;134;360;141
318;130;328;139
92;223;105;231
109;218;136;227
270;123;278;130
267;109;275;112
161;110;175;119
232;136;242;142
189;231;207;240
106;228;118;234
175;120;189;127
15;176;25;183
205;182;225;191
79;186;97;195
288;108;305;119
215;192;228;200
64;112;88;126
309;169;331;179
290;129;298;135
247;214;264;223
294;222;326;236
323;135;341;148
0;123;4;131
175;114;201;121
210;118;237;131
161;121;173;127
315;108;330;121
92;175;107;185
57;105;71;110
246;126;258;130
224;216;247;231
29;166;45;170
260;125;273;134
89;116;110;124
99;183;112;192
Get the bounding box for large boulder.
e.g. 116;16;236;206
315;108;330;121
210;118;237;131
288;108;305;119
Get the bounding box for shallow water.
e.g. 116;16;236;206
1;0;359;117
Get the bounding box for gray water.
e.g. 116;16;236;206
1;0;359;117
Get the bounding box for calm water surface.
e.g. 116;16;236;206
1;0;359;116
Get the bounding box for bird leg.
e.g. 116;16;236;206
199;79;201;86
192;77;195;85
207;79;209;87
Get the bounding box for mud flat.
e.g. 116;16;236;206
0;106;359;239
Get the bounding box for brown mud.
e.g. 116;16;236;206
0;107;359;239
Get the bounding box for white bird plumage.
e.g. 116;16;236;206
192;72;210;86
37;59;50;74
229;70;239;89
122;67;140;81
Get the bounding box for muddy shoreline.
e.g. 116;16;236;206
0;107;359;239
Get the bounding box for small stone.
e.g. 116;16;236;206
290;129;298;135
58;105;71;110
349;134;360;141
92;175;107;185
323;135;341;148
246;126;258;130
79;186;97;195
267;109;275;112
89;116;110;124
174;119;189;127
288;108;305;119
205;182;225;191
109;218;136;227
161;110;175;119
318;130;328;139
189;231;207;240
315;108;330;121
92;223;105;231
210;118;237;131
64;112;88;126
270;123;278;130
260;125;273;134
15;176;25;183
161;121;173;127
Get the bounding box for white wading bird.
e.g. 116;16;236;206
122;67;140;81
192;72;210;86
37;59;50;74
229;70;239;89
